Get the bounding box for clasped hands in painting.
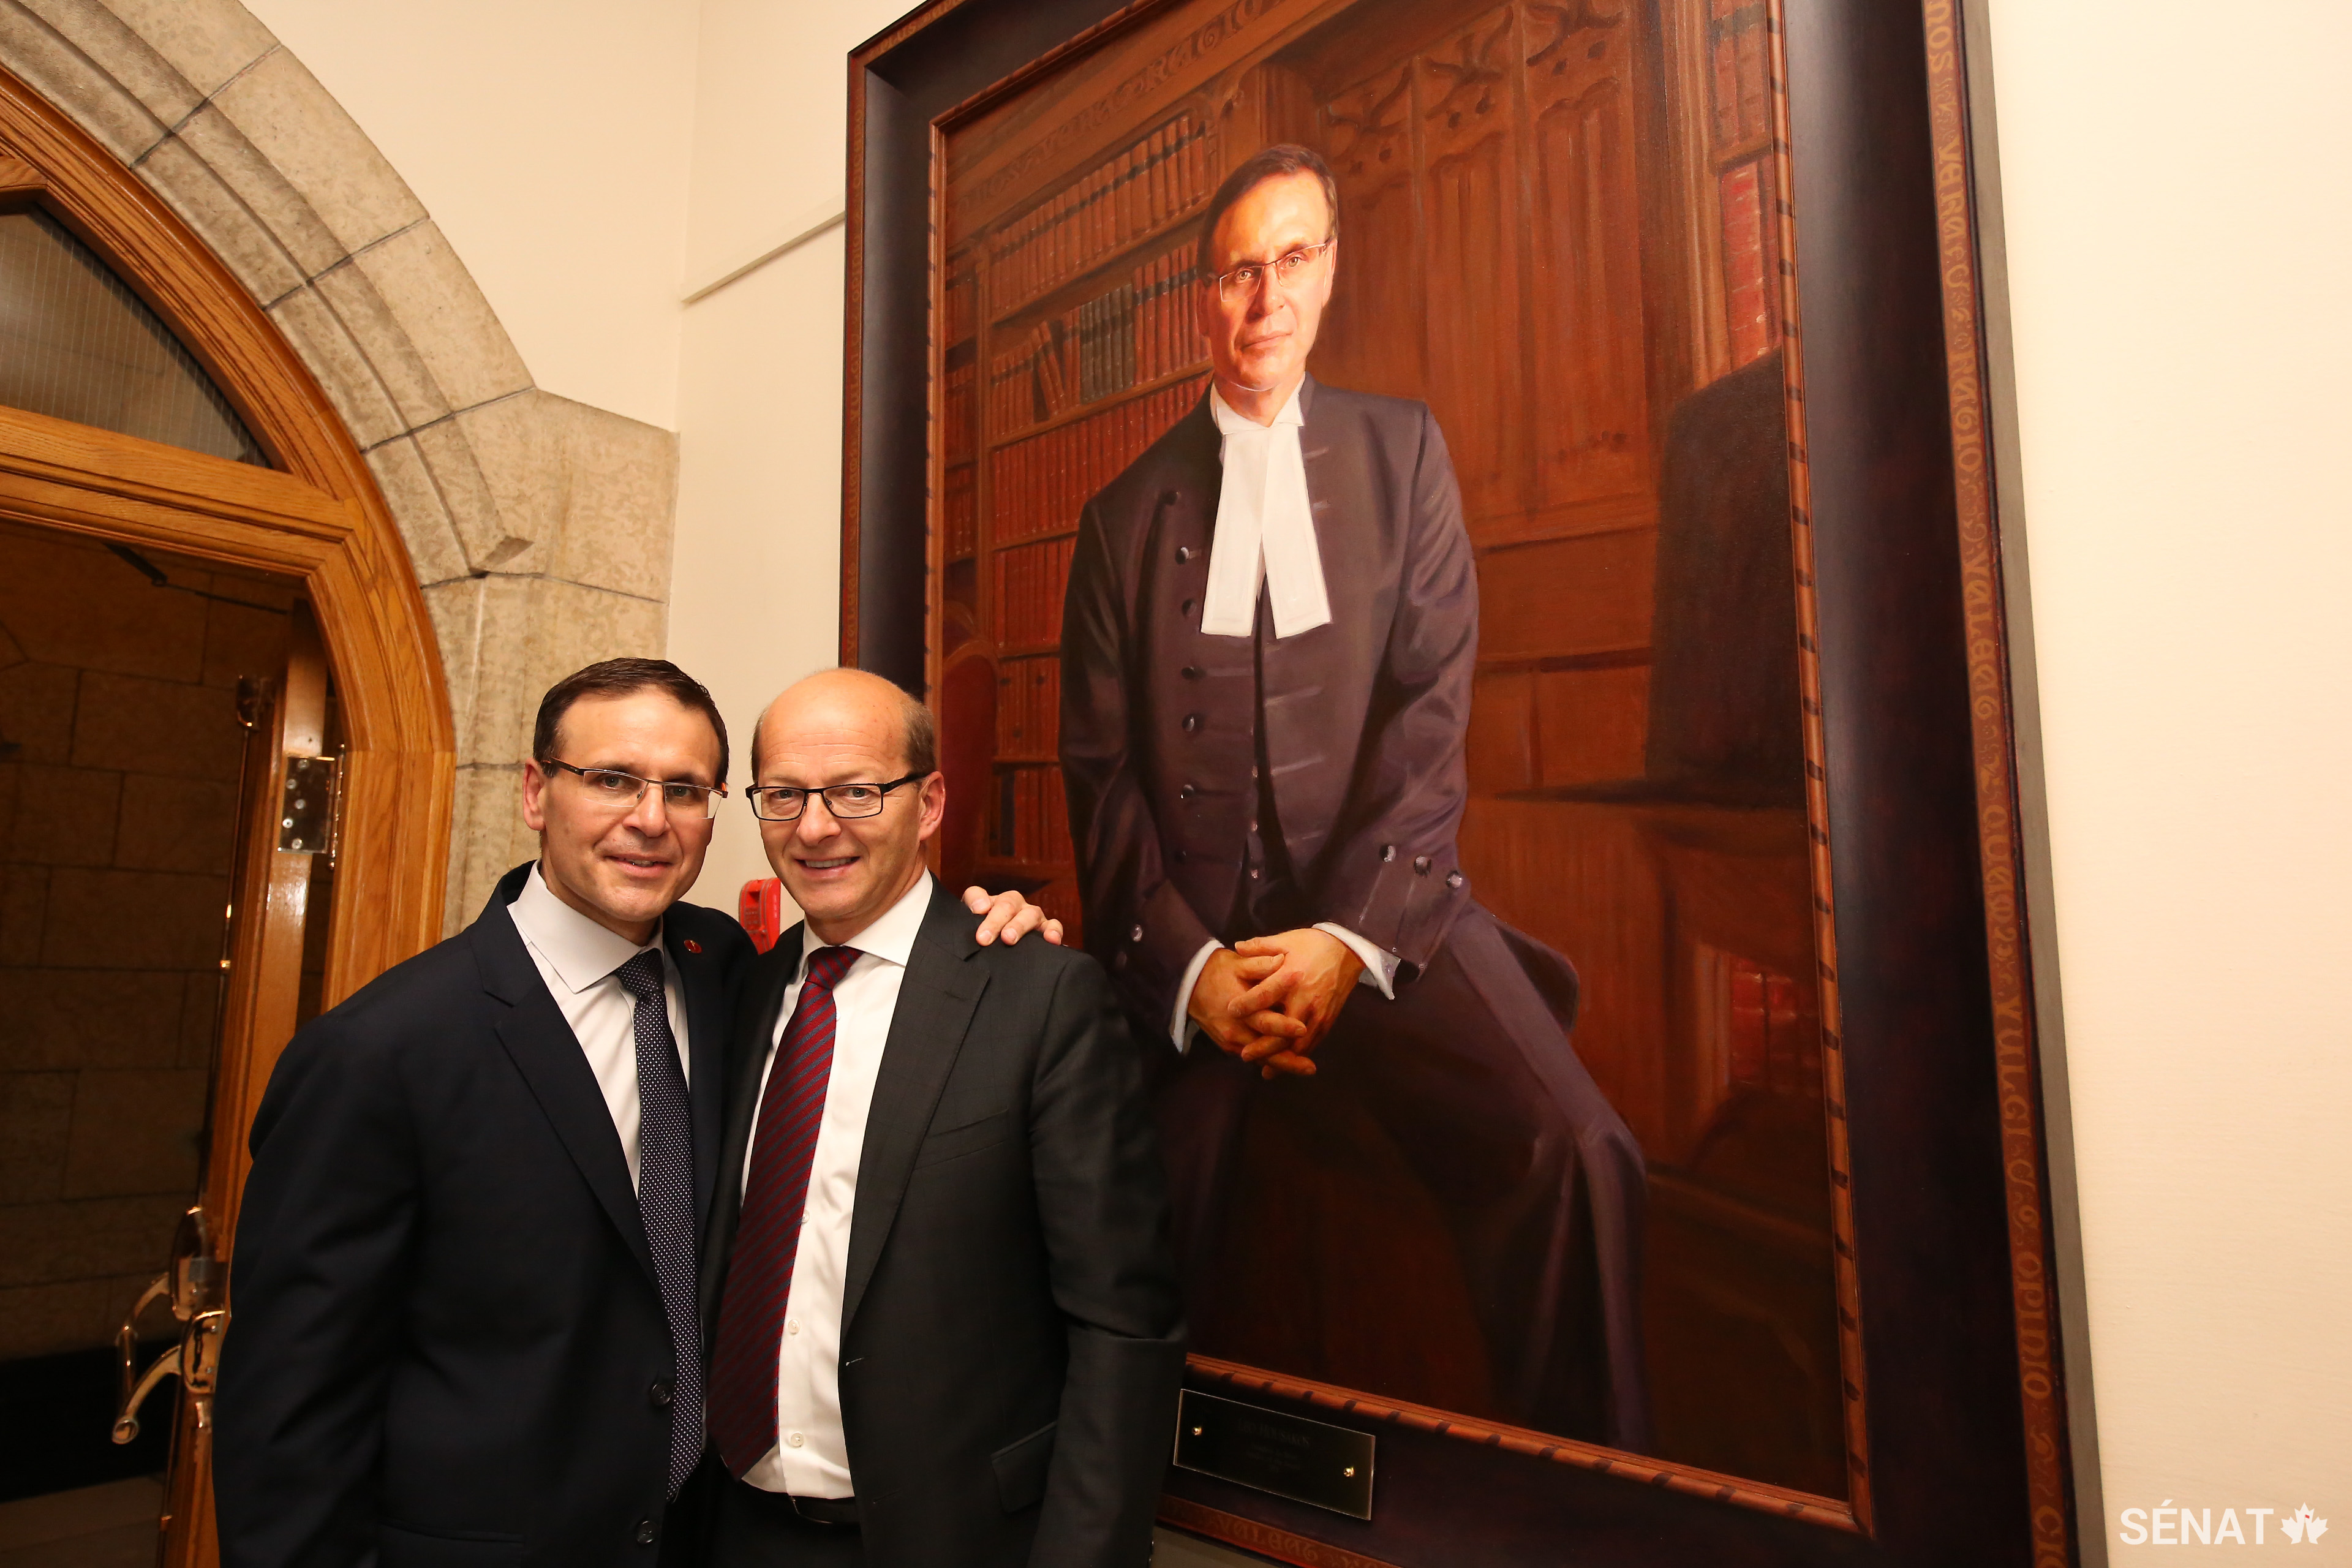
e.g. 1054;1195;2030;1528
1186;928;1365;1078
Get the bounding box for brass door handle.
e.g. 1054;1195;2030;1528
113;1338;183;1445
111;1206;228;1445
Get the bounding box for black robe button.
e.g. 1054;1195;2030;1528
1414;856;1431;875
1182;598;1197;616
1161;489;1180;505
1178;783;1198;802
1182;665;1204;680
1446;869;1465;889
1176;545;1194;563
1379;844;1396;862
1182;714;1203;733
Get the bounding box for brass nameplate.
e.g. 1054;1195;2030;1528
1171;1390;1374;1520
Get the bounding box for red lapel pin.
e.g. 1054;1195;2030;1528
682;938;703;954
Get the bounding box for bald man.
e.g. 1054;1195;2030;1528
694;671;1182;1567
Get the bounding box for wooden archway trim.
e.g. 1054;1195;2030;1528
0;63;454;994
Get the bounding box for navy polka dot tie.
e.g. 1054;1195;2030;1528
614;949;703;1499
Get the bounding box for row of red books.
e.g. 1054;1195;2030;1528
1131;247;1206;389
995;654;1060;758
987;309;1089;430
991;113;1210;312
997;764;1072;866
983;247;1206;437
992;536;1076;649
944;268;978;344
942;464;977;559
942;358;977;465
989;378;1208;546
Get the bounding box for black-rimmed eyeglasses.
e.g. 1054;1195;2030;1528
541;760;726;819
745;772;929;823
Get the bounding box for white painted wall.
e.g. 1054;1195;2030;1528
666;0;908;908
243;0;701;431
1983;0;2351;1552
666;230;849;909
200;0;2352;1553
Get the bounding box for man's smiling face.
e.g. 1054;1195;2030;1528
755;670;944;946
521;689;721;943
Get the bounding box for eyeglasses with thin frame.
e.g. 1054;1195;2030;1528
541;759;726;820
1210;236;1335;303
745;772;929;823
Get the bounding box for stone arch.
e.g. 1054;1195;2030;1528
1;0;679;930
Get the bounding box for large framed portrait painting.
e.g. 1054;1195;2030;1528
843;0;2070;1563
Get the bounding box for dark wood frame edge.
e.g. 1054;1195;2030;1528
1917;6;2076;1565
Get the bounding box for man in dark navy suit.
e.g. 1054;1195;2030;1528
214;658;1054;1568
1061;146;1651;1447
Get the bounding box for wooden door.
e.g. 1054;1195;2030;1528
149;600;334;1568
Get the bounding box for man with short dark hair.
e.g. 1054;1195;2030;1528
215;658;1057;1568
700;668;1182;1566
1061;145;1651;1446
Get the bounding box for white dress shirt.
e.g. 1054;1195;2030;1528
1202;383;1331;639
739;870;935;1498
508;863;688;1188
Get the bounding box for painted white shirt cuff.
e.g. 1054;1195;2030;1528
1170;939;1223;1054
1314;922;1399;999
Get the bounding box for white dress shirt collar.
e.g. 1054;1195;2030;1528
794;869;933;975
1204;381;1332;639
509;862;663;989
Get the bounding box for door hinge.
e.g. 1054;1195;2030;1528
278;753;338;856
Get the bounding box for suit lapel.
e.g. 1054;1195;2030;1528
472;902;657;1286
840;888;988;1334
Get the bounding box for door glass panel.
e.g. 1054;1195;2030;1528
0;210;266;466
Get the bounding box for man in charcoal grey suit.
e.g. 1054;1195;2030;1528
697;669;1182;1566
1059;145;1650;1448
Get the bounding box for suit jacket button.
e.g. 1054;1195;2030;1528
1182;713;1202;733
1176;545;1194;563
1380;844;1396;863
634;1519;657;1547
1182;665;1204;680
1414;856;1431;875
649;1379;673;1408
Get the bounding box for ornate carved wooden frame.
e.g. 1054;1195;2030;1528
841;1;2074;1563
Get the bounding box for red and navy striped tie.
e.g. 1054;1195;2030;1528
710;944;860;1477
